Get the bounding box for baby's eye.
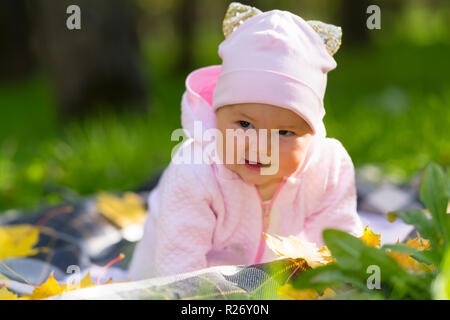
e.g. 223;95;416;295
238;121;254;129
279;130;295;136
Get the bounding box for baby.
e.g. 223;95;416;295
129;3;363;280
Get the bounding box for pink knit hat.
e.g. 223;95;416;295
212;3;342;136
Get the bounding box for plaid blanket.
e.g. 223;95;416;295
48;259;311;300
0;170;421;300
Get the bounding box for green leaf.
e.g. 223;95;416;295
311;269;370;292
446;167;450;197
292;258;385;297
388;274;430;300
292;263;343;291
419;162;449;245
323;229;431;298
323;229;401;275
322;229;366;271
432;246;450;299
385;209;442;260
290;227;437;299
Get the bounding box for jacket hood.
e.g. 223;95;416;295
180;65;324;180
181;65;222;140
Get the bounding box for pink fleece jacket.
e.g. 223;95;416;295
128;65;364;280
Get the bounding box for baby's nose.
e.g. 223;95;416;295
247;131;271;163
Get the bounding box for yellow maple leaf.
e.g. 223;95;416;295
23;271;97;300
388;233;435;273
78;272;96;289
360;225;381;248
64;272;97;291
388;251;434;273
318;287;336;300
96;192;146;228
24;272;63;300
0;224;40;259
277;284;318;300
264;233;333;268
405;233;431;251
0;287;19;300
318;246;334;264
276;283;335;300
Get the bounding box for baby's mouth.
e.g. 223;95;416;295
244;158;271;169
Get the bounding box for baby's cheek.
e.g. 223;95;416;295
280;152;301;175
279;144;308;174
220;134;246;164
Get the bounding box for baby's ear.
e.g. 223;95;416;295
307;20;342;56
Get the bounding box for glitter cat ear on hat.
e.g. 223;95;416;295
222;2;263;38
222;2;342;56
307;21;342;56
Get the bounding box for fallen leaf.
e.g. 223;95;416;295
78;272;96;289
0;287;19;300
96;192;146;228
277;284;318;300
360;225;381;248
0;224;40;259
264;233;332;268
276;283;335;300
318;287;336;300
65;272;97;291
24;272;63;300
23;272;98;300
388;233;435;273
405;232;431;251
318;246;334;264
388;251;434;273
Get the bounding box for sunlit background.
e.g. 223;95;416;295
0;0;449;213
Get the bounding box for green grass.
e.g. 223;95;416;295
324;42;450;181
0;36;449;213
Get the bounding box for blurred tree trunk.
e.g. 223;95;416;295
338;0;370;45
0;0;35;81
174;0;197;73
172;0;265;72
32;0;148;119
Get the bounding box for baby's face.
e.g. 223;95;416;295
215;103;313;188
